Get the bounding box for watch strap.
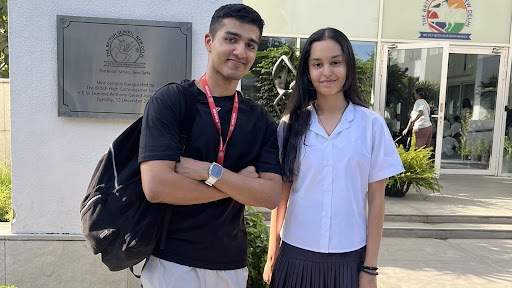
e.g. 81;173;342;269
204;175;217;186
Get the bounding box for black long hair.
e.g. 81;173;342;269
414;87;427;99
281;27;366;182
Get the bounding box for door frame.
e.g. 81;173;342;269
441;46;509;175
377;42;449;173
377;42;510;176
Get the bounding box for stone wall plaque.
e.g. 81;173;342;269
57;15;192;119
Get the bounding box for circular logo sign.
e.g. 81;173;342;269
426;0;468;33
110;34;141;63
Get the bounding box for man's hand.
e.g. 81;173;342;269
176;157;259;181
238;166;259;178
175;157;210;181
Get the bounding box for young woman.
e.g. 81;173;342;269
263;28;404;288
402;88;433;148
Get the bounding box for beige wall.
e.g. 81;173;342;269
244;0;380;39
0;79;9;165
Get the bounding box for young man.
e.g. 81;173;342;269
138;4;282;288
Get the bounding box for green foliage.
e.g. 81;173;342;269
245;207;269;288
252;45;298;122
387;135;442;198
470;138;487;155
253;45;376;120
0;286;16;288
356;54;375;106
385;64;410;103
459;111;471;155
415;80;440;103
504;136;512;155
0;0;8;78
0;162;12;221
481;74;498;89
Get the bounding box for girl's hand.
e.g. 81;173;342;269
263;258;274;284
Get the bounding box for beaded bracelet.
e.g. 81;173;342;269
360;269;379;276
361;265;378;271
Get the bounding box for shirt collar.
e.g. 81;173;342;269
309;101;355;138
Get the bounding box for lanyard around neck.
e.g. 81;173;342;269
200;74;239;166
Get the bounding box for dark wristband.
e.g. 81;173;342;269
360;269;379;276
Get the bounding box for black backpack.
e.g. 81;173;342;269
80;81;196;273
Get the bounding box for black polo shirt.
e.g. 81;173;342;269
138;80;282;270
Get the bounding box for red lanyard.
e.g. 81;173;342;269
200;74;239;165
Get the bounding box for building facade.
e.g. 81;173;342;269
244;0;512;176
2;0;512;287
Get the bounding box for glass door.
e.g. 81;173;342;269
440;47;508;175
501;71;512;176
379;43;449;172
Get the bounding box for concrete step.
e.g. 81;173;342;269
383;221;512;239
255;207;512;239
262;221;512;239
257;208;512;224
384;214;512;224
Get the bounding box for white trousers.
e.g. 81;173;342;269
141;256;248;288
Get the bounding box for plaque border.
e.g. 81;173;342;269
57;15;192;119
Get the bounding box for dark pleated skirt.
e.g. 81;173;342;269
270;241;365;288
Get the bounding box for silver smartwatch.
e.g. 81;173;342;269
204;162;223;186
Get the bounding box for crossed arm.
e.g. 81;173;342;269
140;157;282;209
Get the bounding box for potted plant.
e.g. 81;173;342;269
459;111;471;160
459;145;470;160
481;149;490;164
504;136;512;156
481;142;491;165
469;139;481;162
386;135;442;198
503;136;512;172
470;139;486;162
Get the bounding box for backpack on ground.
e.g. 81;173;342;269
80;80;196;272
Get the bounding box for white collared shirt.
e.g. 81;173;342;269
278;102;404;253
411;99;432;129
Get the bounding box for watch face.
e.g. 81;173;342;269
210;163;223;178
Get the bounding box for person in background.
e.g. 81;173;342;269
442;135;459;159
450;115;462;140
263;27;404;288
402;88;433;148
462;98;473;117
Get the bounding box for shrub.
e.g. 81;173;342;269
387;135;442;198
0;162;12;222
245;206;269;288
504;136;512;155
